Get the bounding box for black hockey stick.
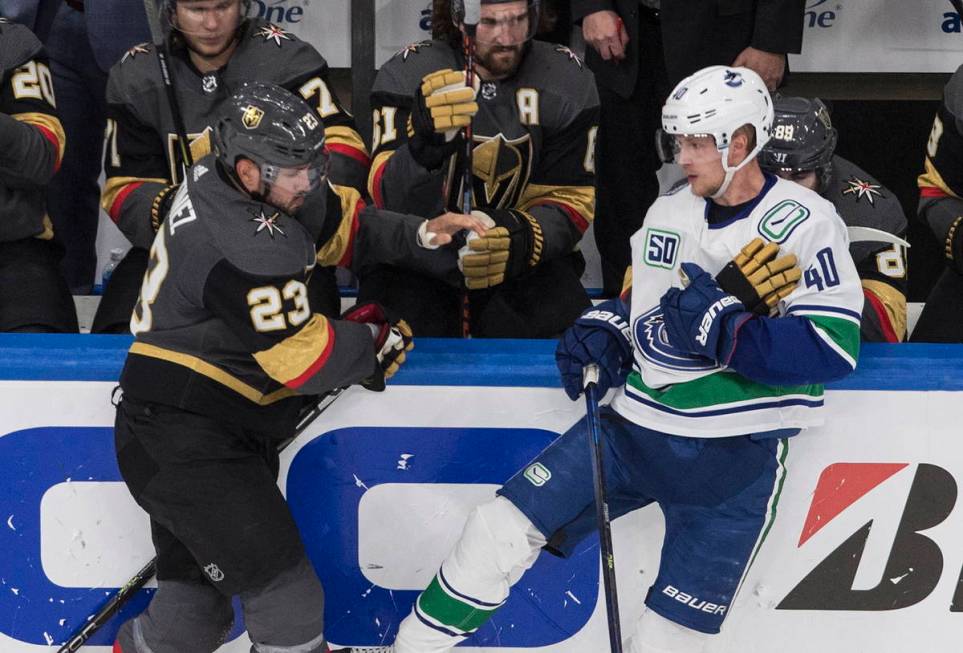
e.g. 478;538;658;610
457;0;480;337
143;0;194;171
55;387;347;652
583;364;624;653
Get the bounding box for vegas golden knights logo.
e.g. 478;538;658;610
447;133;533;210
242;105;265;129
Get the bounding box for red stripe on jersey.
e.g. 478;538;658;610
286;327;336;389
326;143;371;167
370;156;390;208
920;187;949;198
863;287;899;343
337;198;364;268
34;124;63;173
530;200;590;233
109;182;144;225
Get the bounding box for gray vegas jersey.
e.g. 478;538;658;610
823;155;908;341
102;18;367;250
120;155;378;432
369;39;599;264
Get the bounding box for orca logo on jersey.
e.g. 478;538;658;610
635;306;716;372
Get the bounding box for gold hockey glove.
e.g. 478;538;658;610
715;237;801;315
459;210;544;289
407;69;478;170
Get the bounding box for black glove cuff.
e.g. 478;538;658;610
487;208;544;279
715;262;766;315
151;184;178;232
946;215;963;274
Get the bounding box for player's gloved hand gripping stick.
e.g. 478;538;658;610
583;363;625;653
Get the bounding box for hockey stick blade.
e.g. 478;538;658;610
55;387;347;650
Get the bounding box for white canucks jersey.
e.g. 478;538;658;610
610;175;863;437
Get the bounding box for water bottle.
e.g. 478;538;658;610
101;248;125;293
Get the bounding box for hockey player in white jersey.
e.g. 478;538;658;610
389;66;862;653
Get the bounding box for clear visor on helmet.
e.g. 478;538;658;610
470;2;538;46
260;155;327;195
655;130;719;164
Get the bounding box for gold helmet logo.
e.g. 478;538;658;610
241;105;265;129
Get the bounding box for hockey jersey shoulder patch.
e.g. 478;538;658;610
757;199;811;244
120;43;153;64
252;23;294;47
552;45;584;69
392;40;433;63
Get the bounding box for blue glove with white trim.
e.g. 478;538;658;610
556;298;633;400
660;262;753;365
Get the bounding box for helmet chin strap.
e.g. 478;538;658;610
710;142;765;200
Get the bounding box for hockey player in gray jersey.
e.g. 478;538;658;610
94;0;368;333
389;66;861;653
760;96;908;341
912;60;963;342
0;17;77;332
364;0;598;337
110;80;480;653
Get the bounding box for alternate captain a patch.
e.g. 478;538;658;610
643;228;681;269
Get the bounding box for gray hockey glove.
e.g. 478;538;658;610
715;237;801;315
342;302;414;391
407;68;477;170
458;209;544;289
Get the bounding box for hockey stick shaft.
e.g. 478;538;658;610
55;388;346;652
458;1;479;337
142;0;194;170
583;365;624;653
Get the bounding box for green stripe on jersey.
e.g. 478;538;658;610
626;370;822;411
806;314;861;361
417;575;498;634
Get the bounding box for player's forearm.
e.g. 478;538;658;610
920;194;963;244
727;314;859;385
370;146;446;213
0;112;59;187
351;206;462;286
526;203;588;263
101;178;171;249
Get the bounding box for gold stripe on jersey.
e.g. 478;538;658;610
918;158;960;198
863;279;907;341
101;175;168;214
35;214;54;240
517;183;595;226
367;149;395;201
189;131;212;161
129;342;296;404
325;125;369;156
252;313;333;386
12;112;66;164
316;184;362;267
